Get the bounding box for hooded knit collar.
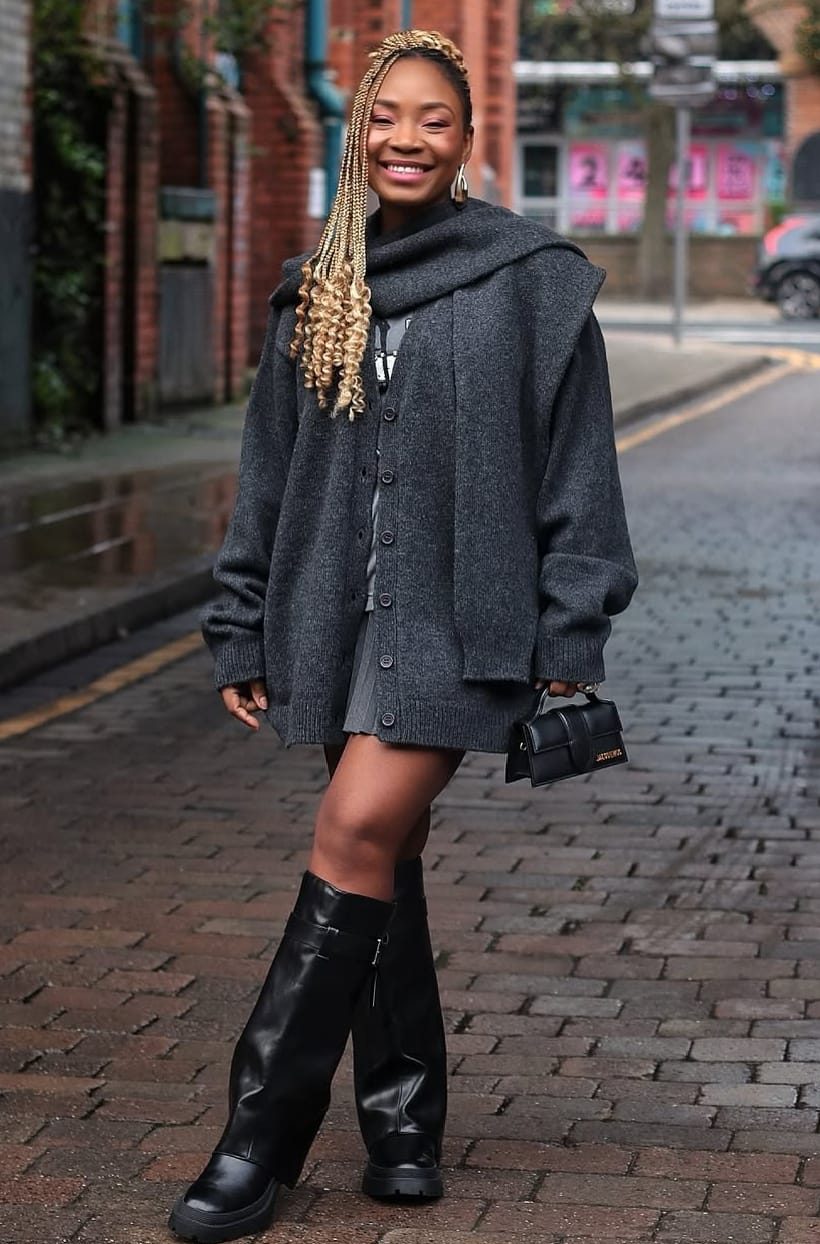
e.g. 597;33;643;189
270;197;586;319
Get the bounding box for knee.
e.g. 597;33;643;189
312;798;398;872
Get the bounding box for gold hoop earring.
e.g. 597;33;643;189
453;163;469;206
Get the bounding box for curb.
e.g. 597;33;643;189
611;354;775;429
0;355;777;692
0;557;215;692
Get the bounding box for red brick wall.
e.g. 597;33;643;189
131;76;159;418
99;52;160;428
208;87;251;400
788;75;820;163
103;84;125;429
242;7;324;354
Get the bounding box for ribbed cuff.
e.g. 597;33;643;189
533;633;606;684
212;637;267;691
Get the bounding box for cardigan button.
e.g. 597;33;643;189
380;468;395;484
378;592;393;608
381;712;396;727
379;654;394;669
383;406;397;421
380;530;395;545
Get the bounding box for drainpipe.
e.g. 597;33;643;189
305;0;345;216
402;1;413;27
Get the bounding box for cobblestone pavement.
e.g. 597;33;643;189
1;368;818;1244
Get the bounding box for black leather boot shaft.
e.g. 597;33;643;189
170;871;394;1241
352;857;447;1161
216;870;394;1186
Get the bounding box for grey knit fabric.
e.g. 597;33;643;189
201;197;638;752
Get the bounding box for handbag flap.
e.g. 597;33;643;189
523;698;623;758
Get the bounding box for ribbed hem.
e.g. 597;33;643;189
212;637;267;691
266;692;535;755
533;633;606;684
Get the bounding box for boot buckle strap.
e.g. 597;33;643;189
285;914;387;966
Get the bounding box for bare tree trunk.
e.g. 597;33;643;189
637;102;676;299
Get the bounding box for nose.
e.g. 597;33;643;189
387;118;425;151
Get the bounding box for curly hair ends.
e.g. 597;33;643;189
288;29;470;421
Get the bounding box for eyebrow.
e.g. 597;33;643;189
373;99;455;115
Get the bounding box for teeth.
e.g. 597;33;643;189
386;164;426;173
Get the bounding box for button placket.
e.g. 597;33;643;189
373;391;400;734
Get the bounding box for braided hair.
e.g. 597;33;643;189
288;29;472;420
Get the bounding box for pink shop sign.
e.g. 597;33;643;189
717;144;757;200
568;142;609;199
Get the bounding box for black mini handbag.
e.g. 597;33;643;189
505;689;628;787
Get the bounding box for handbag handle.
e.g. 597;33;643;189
533;686;601;716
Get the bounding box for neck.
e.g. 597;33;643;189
376;191;455;238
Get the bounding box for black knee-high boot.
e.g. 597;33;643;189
169;871;394;1243
352;857;447;1199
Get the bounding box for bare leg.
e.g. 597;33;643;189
323;742;432;863
311;735;464;900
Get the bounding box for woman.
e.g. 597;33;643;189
168;28;637;1244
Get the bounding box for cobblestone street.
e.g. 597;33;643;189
1;366;819;1244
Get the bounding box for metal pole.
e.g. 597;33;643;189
672;105;690;346
402;0;413;26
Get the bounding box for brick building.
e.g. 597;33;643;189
248;0;518;353
0;0;32;447
13;2;517;441
87;0;251;425
745;0;820;206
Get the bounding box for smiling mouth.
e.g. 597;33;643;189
380;162;433;174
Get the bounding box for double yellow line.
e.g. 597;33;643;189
0;357;799;744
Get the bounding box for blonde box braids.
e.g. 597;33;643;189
288;30;470;420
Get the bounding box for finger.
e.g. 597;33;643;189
231;704;261;731
249;679;268;711
221;688;242;713
548;681;575;697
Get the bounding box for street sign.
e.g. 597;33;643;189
647;17;718;107
654;0;714;18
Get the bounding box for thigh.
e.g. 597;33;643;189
319;734;464;841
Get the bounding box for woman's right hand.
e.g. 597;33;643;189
220;679;268;731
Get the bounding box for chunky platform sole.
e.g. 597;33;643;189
362;1159;443;1200
167;1177;279;1243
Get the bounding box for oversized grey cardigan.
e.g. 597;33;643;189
202;197;638;752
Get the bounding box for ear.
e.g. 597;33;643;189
461;125;475;166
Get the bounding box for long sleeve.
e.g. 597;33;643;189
533;313;638;684
201;305;298;690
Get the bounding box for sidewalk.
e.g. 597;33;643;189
0;334;772;692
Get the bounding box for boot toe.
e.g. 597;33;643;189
363;1133;443;1200
169;1151;279;1241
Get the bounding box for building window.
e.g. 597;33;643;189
523;142;559;197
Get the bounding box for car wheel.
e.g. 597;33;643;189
775;271;820;320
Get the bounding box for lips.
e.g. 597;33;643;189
378;161;434;184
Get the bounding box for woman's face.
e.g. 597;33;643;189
366;57;474;216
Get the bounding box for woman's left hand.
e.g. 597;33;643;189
533;679;583;696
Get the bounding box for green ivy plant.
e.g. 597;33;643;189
31;0;110;439
796;0;820;74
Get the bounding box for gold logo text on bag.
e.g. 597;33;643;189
596;748;624;763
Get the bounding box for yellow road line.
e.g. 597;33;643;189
0;356;802;743
615;360;795;454
0;630;203;742
762;346;820;372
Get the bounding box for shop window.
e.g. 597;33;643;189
522;144;559;198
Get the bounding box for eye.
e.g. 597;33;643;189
370;116;393;125
425;120;449;128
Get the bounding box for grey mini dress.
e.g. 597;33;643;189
341;311;412;736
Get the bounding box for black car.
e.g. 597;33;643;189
754;214;820;320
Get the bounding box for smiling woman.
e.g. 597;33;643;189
168;26;637;1244
366;61;473;233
